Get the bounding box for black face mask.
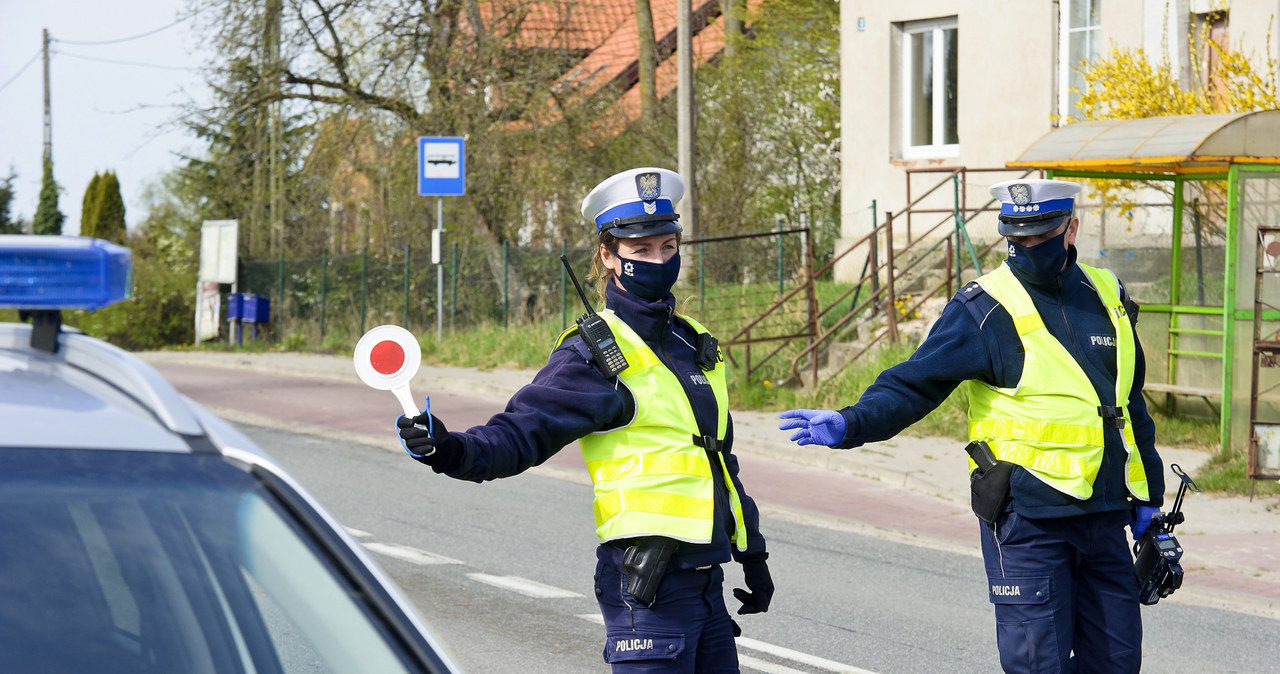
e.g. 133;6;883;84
615;251;681;301
1007;228;1069;283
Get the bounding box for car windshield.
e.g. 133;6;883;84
0;448;416;674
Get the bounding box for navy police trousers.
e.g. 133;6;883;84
980;507;1142;673
594;548;739;673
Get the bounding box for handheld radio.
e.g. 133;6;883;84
560;254;628;378
1133;463;1200;605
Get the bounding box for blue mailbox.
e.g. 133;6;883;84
225;293;270;346
240;294;270;324
226;293;244;322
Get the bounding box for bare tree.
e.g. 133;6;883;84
722;0;746;52
190;0;625;322
636;0;658;121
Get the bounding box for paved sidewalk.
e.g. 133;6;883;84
141;349;1280;619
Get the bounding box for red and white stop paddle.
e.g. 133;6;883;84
354;325;428;426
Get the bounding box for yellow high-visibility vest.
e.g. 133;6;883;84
966;263;1149;501
554;311;747;548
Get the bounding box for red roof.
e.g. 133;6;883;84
496;0;758;136
472;0;635;52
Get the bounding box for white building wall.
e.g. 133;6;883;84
837;0;1280;282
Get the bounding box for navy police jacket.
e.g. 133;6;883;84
834;246;1165;518
442;282;767;569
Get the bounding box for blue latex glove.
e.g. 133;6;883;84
1131;505;1161;539
778;409;846;447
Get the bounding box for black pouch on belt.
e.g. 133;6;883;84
966;441;1013;524
621;537;678;607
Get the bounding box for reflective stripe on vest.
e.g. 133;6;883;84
554;311;747;549
966;263;1149;501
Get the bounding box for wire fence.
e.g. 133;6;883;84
237;229;823;350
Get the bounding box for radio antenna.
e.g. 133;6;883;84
560;254;596;316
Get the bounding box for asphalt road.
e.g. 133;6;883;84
239;424;1279;674
152;361;1280;672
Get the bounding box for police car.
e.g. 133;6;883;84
0;235;459;673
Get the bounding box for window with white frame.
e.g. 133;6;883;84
900;17;959;158
1059;0;1101;121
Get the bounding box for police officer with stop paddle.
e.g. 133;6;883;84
398;167;772;673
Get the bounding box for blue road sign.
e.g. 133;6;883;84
418;137;466;196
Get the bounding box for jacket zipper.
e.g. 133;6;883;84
1056;275;1086;364
654;306;732;539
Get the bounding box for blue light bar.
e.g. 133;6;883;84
0;235;133;310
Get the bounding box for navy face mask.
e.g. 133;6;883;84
616;251;681;301
1007;228;1069;283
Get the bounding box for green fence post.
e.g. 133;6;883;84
502;240;509;328
403;243;411;328
561;238;568;330
360;245;368;336
954;186;962;291
1221;163;1241;456
276;252;284;342
953;174;983;280
1168;180;1186;394
776;215;784;297
698;242;705;318
319;246;328;340
458;244;463;329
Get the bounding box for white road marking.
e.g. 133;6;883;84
574;614;877;673
737;653;813;674
364;542;464;565
346;527;372;538
737;637;878;673
467;573;583;598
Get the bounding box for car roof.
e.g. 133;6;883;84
0;322;266;457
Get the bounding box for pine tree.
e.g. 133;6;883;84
94;171;127;243
32;153;64;236
81;172;103;238
0;169;19;234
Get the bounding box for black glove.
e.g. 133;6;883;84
733;558;774;615
396;411;462;472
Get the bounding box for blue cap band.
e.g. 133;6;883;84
595;199;675;230
1001;197;1073;217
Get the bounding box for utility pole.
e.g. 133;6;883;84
677;0;698;241
42;28;52;159
267;0;283;255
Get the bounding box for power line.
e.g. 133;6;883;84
0;49;42;96
56;50;197;72
53;15;191;46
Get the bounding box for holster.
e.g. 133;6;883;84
621;537;678;607
966;441;1013;524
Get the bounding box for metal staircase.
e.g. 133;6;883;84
723;167;1041;387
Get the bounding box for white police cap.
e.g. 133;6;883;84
988;178;1082;237
581;167;684;239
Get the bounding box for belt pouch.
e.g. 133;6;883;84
621;537;678;607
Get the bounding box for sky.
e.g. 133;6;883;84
0;0;209;234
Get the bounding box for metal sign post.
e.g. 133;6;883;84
196;219;238;346
418;137;466;343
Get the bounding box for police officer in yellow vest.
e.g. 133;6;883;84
778;178;1164;673
397;167;772;673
